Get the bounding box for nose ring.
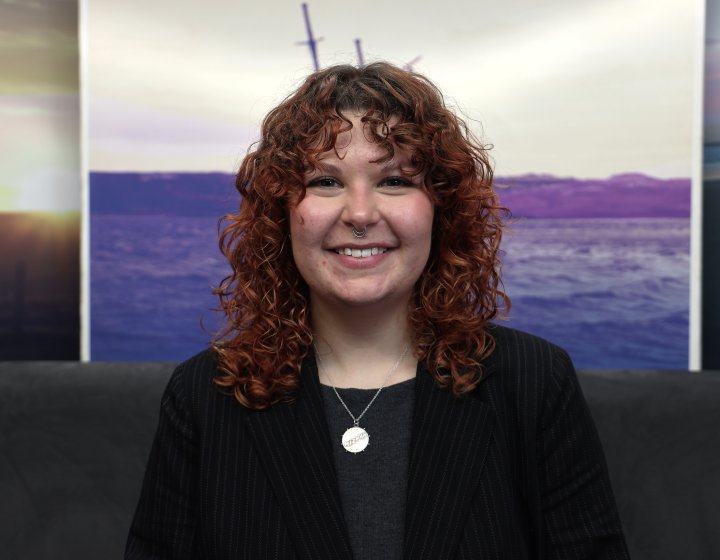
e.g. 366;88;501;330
352;226;367;239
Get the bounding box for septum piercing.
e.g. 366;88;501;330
352;226;367;238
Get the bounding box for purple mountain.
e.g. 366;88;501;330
91;171;691;218
90;172;238;216
495;173;690;218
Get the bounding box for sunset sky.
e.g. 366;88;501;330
87;0;700;179
0;0;80;212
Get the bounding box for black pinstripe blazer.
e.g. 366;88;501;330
125;325;629;559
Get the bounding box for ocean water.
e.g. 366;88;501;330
501;217;689;368
91;215;690;368
91;215;228;361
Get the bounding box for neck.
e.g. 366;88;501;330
311;298;416;389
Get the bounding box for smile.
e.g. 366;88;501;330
334;247;389;258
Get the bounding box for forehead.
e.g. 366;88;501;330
313;112;405;159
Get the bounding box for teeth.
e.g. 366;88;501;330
335;247;388;258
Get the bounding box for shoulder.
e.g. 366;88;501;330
481;323;577;408
171;348;220;383
477;325;596;466
482;329;629;557
162;348;239;419
484;323;571;373
167;348;219;393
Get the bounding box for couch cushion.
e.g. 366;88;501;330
0;362;172;560
579;369;720;560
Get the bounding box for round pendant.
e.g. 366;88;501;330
341;426;369;453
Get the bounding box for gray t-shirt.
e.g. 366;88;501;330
320;378;415;560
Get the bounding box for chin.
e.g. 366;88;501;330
332;288;409;309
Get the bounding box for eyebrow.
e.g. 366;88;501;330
310;161;342;175
310;158;411;175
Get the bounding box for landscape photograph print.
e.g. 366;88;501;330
87;0;699;368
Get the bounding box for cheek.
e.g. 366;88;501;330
404;196;435;244
289;210;306;263
289;198;328;235
288;204;305;236
290;207;320;244
289;207;315;250
289;207;328;270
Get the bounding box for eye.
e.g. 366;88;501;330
307;176;342;188
380;176;413;188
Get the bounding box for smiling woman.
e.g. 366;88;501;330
211;63;511;401
126;62;629;560
290;113;434;321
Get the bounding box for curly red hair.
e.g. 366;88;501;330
213;62;510;409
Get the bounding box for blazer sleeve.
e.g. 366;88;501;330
536;347;630;560
125;364;201;559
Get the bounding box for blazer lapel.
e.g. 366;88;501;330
246;355;353;560
404;362;496;560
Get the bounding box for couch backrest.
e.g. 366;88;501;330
0;363;718;559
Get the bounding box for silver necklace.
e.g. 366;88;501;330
314;343;411;453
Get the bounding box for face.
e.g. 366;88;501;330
289;114;434;311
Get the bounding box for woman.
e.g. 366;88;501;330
126;62;629;559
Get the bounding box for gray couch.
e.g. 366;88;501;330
0;361;718;559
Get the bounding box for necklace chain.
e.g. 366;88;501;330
315;343;411;426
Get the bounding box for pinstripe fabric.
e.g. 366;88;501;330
125;324;629;559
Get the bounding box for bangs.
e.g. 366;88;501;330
299;110;428;181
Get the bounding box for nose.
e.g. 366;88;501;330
341;184;381;231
